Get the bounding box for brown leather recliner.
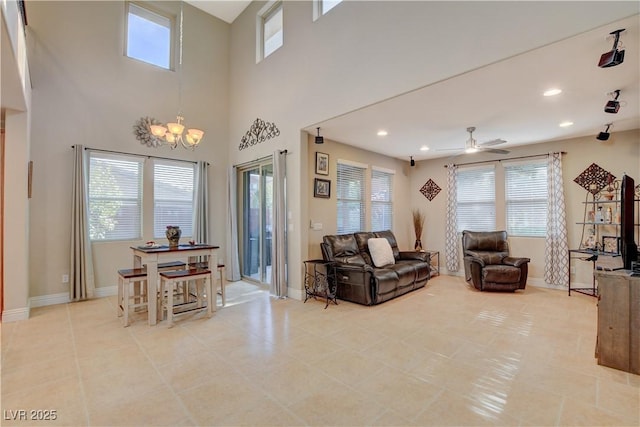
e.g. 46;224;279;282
462;230;530;292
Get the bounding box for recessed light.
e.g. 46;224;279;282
420;146;429;151
377;130;388;136
559;121;574;127
544;88;562;97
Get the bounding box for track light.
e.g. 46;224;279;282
410;156;415;167
315;127;324;144
597;123;612;141
598;29;625;68
604;89;621;114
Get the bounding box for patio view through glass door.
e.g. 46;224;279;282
239;162;273;285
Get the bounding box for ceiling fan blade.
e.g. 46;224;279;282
480;147;510;154
479;138;507;147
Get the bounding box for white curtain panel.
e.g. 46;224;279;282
226;166;241;281
445;164;459;272
544;152;569;286
271;150;288;298
193;161;209;245
70;145;95;301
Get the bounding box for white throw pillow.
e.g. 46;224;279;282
368;238;395;267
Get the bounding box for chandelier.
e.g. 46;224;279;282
149;1;204;150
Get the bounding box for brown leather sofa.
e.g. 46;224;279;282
321;230;430;305
462;230;530;292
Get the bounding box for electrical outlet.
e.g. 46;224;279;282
570;266;576;274
62;274;69;283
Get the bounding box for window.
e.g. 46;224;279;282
260;2;283;60
88;152;143;241
314;0;343;19
371;167;394;232
505;161;548;237
126;2;172;69
457;166;495;232
336;160;366;234
153;161;195;239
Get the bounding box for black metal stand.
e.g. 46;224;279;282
568;249;599;297
303;260;338;309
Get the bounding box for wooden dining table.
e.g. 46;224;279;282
130;243;220;325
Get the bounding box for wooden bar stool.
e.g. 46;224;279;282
188;262;226;306
160;268;214;327
117;268;148;327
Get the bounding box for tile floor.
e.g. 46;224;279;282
1;276;639;426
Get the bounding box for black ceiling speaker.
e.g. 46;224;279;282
315;127;324;144
598;29;625;68
604;89;621;114
410;156;415;167
597;123;612;141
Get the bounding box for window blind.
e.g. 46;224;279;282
371;168;393;232
153;160;195;239
88;152;143;241
456;166;495;232
263;2;283;58
337;162;366;234
505;161;548;237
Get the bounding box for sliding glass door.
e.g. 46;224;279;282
239;162;273;285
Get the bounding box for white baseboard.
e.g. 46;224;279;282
287;287;303;301
2;306;30;322
439;271;575;291
30;292;71;308
94;285;117;298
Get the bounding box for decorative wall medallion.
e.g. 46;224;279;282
420;179;441;201
133;116;164;148
238;118;280;151
573;163;615;195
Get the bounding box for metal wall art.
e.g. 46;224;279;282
573;163;616;195
419;179;441;201
238;118;280;151
133;117;164;148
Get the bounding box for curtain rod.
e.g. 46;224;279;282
444;151;567;168
234;149;289;169
71;146;209;165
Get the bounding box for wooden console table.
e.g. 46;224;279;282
594;270;640;374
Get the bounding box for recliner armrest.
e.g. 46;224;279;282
464;255;486;267
398;251;428;262
503;256;530;267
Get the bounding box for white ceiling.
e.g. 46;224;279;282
302;14;639;161
186;0;251;24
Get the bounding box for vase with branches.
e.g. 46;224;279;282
412;209;425;251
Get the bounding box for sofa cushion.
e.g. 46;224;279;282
368;238;395;267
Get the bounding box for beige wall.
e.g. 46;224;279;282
229;1;639;297
411;129;640;287
306;136;412;260
26;1;230;297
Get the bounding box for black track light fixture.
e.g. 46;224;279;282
315;127;324;144
597;123;612;141
410;156;415;167
598;28;625;68
604;89;621;114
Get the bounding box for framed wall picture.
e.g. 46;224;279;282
315;152;329;175
314;178;331;198
602;236;620;254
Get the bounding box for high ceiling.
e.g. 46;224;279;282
302;14;639;161
186;0;251;24
189;1;639;162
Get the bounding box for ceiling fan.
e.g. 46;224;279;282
440;127;510;155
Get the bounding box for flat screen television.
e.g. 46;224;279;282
620;174;638;270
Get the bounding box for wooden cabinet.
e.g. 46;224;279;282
594;270;640;374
